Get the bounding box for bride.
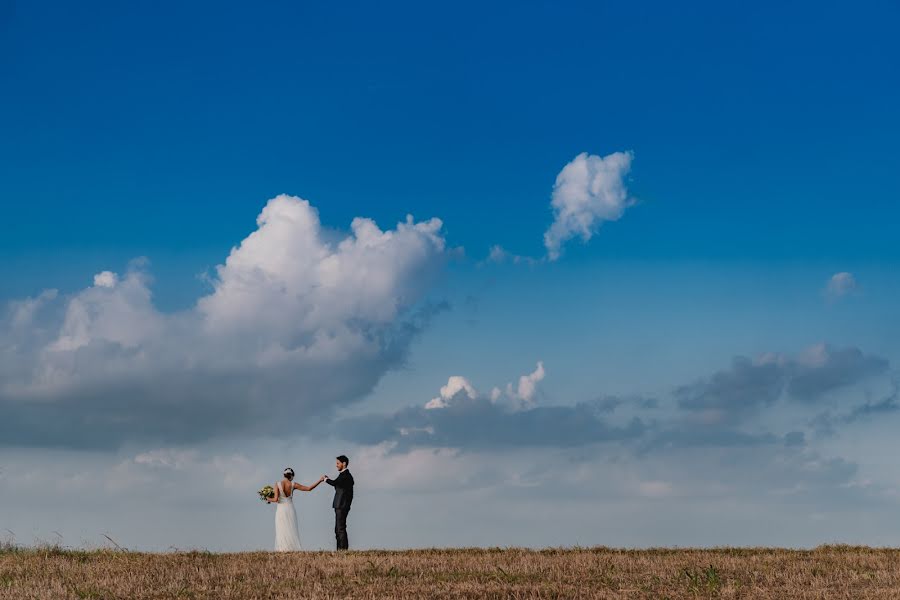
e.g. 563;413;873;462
266;467;325;551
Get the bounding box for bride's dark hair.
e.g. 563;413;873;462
283;467;295;481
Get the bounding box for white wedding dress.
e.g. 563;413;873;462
274;482;302;551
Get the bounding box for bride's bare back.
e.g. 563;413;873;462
272;469;327;552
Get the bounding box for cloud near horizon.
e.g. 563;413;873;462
0;195;448;448
332;345;891;454
0;193;892;469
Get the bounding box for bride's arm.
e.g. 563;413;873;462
267;484;280;503
294;476;326;492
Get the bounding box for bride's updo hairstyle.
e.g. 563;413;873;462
283;468;295;481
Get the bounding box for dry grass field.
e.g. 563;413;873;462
2;545;900;599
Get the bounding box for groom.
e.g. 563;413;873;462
324;455;354;550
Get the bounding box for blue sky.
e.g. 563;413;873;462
1;1;899;550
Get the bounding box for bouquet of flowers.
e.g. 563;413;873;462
258;485;275;502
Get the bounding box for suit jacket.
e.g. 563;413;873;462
326;470;354;510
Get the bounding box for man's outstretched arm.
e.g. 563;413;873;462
324;471;349;488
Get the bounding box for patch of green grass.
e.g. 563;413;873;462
682;564;723;594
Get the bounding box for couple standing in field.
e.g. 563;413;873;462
266;455;355;551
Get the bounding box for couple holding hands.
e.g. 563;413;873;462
267;455;354;551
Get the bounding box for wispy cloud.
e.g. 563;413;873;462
825;271;858;299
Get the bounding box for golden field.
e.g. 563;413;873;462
2;545;899;599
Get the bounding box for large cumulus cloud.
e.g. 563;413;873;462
0;195;448;448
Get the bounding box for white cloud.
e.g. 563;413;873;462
0;194;448;447
484;245;536;266
425;375;478;409
499;361;546;410
7;289;57;330
199;195;445;346
423;363;544;412
93;271;118;288
49;268;162;353
544;151;634;260
513;361;545;407
826;272;858;299
487;245;508;263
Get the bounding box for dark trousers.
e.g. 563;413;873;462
334;507;350;550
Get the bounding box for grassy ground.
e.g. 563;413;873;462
2;545;900;599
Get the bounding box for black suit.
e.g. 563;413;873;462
325;470;354;550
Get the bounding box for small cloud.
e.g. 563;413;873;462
825;272;857;299
544;151;634;261
513;361;545;408
487;245;509;263
483;245;538;266
424;365;545;412
93;271;118;288
425;375;478;409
